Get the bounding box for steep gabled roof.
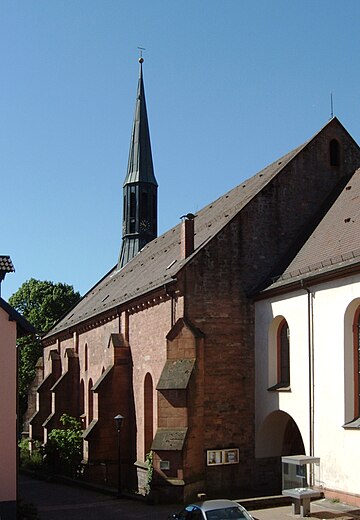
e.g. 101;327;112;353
46;146;307;338
45;118;351;338
266;165;360;290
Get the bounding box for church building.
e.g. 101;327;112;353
255;164;360;507
29;59;360;504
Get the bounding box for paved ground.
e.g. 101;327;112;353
19;474;360;520
250;499;360;520
19;474;176;519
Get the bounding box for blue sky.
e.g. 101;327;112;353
2;0;360;300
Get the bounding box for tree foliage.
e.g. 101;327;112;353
16;337;43;401
9;278;80;420
44;414;83;476
9;278;80;334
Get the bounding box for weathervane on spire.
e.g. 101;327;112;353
137;46;145;63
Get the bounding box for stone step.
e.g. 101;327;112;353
237;495;292;510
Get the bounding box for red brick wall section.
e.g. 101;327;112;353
128;299;172;462
33;120;360;500
83;347;137;490
29;352;61;443
43;350;80;435
23;357;44;434
180;121;360;497
183;221;255;496
239;120;360;294
184;335;205;485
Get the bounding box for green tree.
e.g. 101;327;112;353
9;278;80;421
43;414;83;477
9;278;80;333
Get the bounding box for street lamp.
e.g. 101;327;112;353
114;414;124;498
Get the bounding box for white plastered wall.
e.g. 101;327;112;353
255;274;360;497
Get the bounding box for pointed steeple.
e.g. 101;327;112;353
118;58;158;269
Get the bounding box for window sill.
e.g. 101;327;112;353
267;383;291;392
343;418;360;429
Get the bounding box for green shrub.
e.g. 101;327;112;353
18;439;43;470
43;414;83;477
145;450;153;494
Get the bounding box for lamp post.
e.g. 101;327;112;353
114;414;124;498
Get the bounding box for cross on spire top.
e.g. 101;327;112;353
137;46;145;63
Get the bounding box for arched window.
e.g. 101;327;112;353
344;299;360;424
268;315;290;390
84;343;88;372
130;191;136;218
144;373;153;458
278;319;290;387
79;379;85;422
88;379;94;423
152;194;156;221
141;191;148;220
330;139;340;167
129;190;136;233
353;308;360;419
123;195;126;221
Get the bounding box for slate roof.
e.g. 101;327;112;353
45;137;307;339
157;359;196;390
267;166;360;289
123;60;157;187
0;256;15;273
151;427;188;451
47;118;357;339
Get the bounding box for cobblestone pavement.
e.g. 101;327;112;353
19;474;360;520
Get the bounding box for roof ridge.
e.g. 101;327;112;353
45;119;350;338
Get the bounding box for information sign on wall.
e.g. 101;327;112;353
206;448;239;466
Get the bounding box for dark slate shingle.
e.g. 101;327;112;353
46;127;319;339
0;256;15;273
269;166;360;287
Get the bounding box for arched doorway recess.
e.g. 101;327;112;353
255;411;305;494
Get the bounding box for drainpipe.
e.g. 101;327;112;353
301;281;315;463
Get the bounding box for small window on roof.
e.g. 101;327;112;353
330;139;340;167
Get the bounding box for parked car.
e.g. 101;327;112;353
168;499;255;520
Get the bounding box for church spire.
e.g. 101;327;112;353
118;58;158;269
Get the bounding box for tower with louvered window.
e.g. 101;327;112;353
118;58;158;269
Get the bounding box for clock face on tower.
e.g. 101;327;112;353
140;219;151;231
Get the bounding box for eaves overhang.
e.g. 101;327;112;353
42;117;351;342
42;278;179;346
255;252;360;301
151;428;188;451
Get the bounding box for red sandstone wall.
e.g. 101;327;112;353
183;220;255;496
128;298;172;461
181;121;360;497
35;120;360;500
239;120;360;294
